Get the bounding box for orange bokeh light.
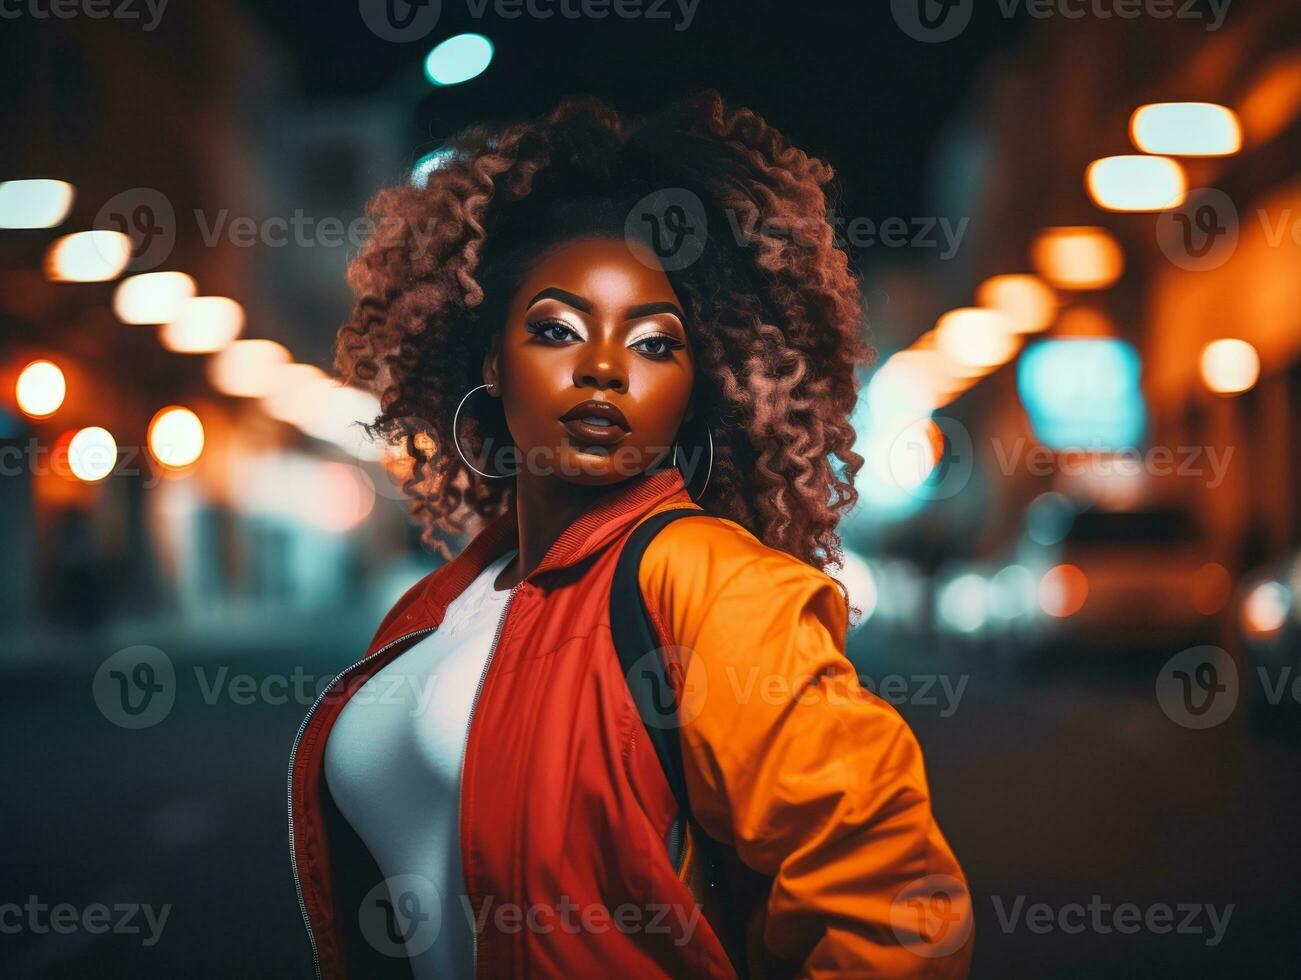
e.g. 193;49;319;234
1039;564;1088;618
1031;227;1124;291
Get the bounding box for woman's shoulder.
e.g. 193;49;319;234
641;511;778;568
636;511;844;612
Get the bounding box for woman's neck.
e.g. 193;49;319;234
494;471;629;591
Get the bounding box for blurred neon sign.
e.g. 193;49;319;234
1017;339;1146;450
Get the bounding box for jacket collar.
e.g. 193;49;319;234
373;468;692;651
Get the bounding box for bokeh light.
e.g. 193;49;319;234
990;565;1038;619
1031;226;1124;290
207;339;292;398
1242;581;1291;636
261;364;328;425
0;179;75;228
68;426;118;482
1199;339;1260;395
15;360;66;419
833;550;879;630
311;462;376;532
976;274;1057;334
1130;103;1242;157
160;297;245;353
148;406;205;470
938;573;990;633
113;272;197;324
1027;492;1076;546
424;34;494;86
1039;564;1088;618
934;308;1020;371
1018;339;1146;450
44;230;132;282
885;416;945;492
868;350;971;419
1086;155;1187;212
297;382;385;461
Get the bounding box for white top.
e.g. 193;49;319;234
324;548;518;979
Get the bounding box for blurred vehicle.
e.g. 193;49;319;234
1027;508;1224;663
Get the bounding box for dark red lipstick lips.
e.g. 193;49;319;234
558;399;630;446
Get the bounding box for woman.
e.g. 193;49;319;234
288;92;971;979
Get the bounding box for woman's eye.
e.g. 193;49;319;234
526;319;579;344
630;335;683;359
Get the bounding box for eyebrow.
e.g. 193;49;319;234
525;287;591;314
624;301;685;322
526;288;685;324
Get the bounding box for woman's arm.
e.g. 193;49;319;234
639;515;973;978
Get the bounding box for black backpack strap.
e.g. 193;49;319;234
609;507;704;815
611;506;767;979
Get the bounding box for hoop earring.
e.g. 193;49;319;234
672;421;714;500
452;384;512;480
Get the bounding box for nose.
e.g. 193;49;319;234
573;340;628;393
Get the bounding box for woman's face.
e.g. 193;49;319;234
484;236;695;486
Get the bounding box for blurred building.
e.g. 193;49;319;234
845;3;1301;668
0;8;421;665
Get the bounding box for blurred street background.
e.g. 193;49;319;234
3;1;1301;977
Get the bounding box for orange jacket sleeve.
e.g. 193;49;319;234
639;515;973;978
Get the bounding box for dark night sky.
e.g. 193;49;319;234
242;0;1030;225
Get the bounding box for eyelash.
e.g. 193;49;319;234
525;319;685;360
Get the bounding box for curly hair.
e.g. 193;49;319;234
335;91;871;571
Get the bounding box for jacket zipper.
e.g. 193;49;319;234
287;625;436;980
463;581;523;978
669;812;685;875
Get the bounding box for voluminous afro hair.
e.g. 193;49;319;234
336;91;871;571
